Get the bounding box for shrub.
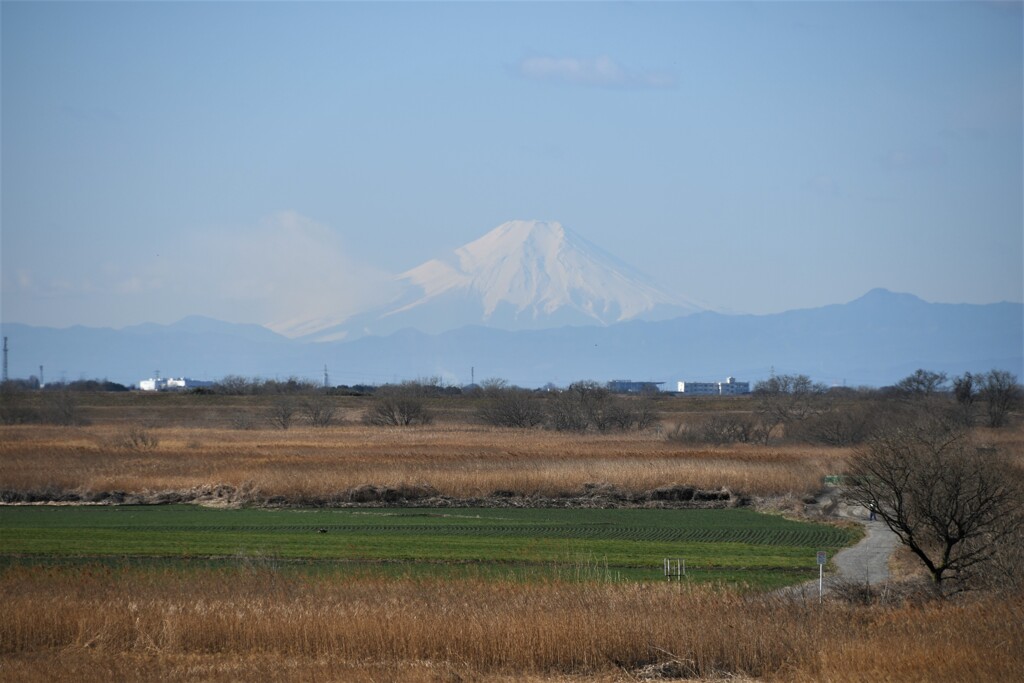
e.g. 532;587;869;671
266;396;298;430
230;412;258;430
302;395;337;428
791;403;882;446
364;387;433;426
546;381;657;433
113;426;160;451
41;390;87;426
0;387;40;424
476;386;545;428
666;415;769;445
979;369;1022;428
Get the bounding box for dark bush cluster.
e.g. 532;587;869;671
0;386;89;426
476;380;659;433
475;383;546;428
667;368;1021;447
363;383;436;426
261;393;340;430
213;376;321;395
666;415;770;445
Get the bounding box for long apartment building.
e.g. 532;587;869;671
676;376;750;395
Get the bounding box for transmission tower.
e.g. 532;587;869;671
2;337;8;383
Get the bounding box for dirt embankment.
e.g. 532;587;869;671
0;482;740;510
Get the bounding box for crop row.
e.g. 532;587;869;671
94;523;852;546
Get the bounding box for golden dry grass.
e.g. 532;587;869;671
3;397;1024;681
0;422;841;500
1;566;1021;682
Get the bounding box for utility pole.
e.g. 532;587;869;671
2;337;8;383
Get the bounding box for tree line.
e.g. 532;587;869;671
665;368;1021;447
2;368;1019;437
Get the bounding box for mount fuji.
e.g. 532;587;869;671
302;220;703;341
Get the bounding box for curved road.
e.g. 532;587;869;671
781;496;900;599
829;516;900;587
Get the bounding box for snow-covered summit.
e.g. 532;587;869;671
395;219;697;322
303;220;703;341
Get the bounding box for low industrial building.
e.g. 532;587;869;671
676;377;750;395
607;380;665;394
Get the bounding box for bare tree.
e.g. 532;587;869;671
700;415;757;444
302;394;337;428
791;402;882;446
978;370;1021;428
952;372;976;426
476;384;545;428
630;399;661;432
42;390;86;426
547;381;615;432
0;384;39;424
364;386;433;426
266;395;298;430
607;399;660;432
845;411;1022;595
545;382;660;433
264;377;320;394
894;369;948;398
215;375;258;395
753;374;828;440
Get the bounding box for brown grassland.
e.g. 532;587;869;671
0;393;845;503
2;567;1022;682
2;391;1023;681
0;422;838;503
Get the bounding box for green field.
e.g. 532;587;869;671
0;505;859;588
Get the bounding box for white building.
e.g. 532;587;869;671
676;377;750;395
138;377;212;391
719;377;750;395
676;381;719;395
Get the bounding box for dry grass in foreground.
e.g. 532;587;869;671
0;423;842;502
1;566;1021;682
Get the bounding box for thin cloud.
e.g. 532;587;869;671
518;55;675;89
192;211;400;336
1;212;399;332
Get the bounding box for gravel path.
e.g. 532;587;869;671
829;516;900;587
780;494;901;599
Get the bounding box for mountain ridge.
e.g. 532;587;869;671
2;289;1020;389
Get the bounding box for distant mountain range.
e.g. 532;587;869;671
3;289;1021;388
286;220;703;341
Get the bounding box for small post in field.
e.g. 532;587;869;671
817;550;827;603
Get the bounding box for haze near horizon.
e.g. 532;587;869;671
2;1;1021;332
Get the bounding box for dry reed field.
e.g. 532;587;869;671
1;565;1021;682
0;390;847;503
4;393;1015;508
0;421;839;503
3;393;1023;681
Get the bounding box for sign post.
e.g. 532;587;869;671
816;551;827;603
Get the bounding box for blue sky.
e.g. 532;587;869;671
3;1;1021;331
